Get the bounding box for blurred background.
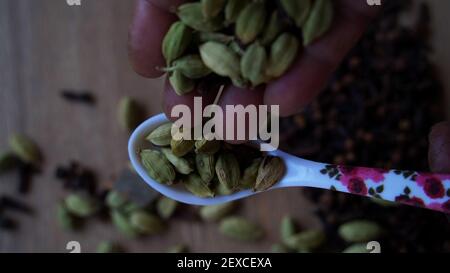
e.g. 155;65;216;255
0;0;449;252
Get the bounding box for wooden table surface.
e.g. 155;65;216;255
0;0;320;253
1;0;449;253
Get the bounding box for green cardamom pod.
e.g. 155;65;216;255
338;220;382;243
195;153;215;183
302;0;333;46
271;243;290;253
219;217;264;241
156;196;178;220
167;244;188;253
111;210;139;237
266;33;300;78
169;70;196;96
146;122;173;146
284;230;326;251
64;193;99;218
161;148;194;175
241;42;269;86
280;0;311;28
229;41;245;56
225;0;251;25
183;173;215;198
164;54;211;79
201;0;226;19
239;158;262;189
171;138;195;157
215;180;235;196
235;1;267;44
122;202;141;215
162;21;192;64
57;203;75;230
129;210;165;235
106;190;128;209
97;241;121;253
118;97;143;132
280;216;298;245
178;3;223;32
9;134;41;165
195;139;221;155
216;152;241;191
254;156;285;192
140;149;176;185
261;11;285;46
0;152;18;173
199;41;242;80
197;32;234;44
342;243;371;253
200;202;236;222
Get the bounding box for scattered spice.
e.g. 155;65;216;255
60;89;96;105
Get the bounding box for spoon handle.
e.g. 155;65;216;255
282;156;450;213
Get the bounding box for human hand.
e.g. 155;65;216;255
128;0;381;118
429;121;450;173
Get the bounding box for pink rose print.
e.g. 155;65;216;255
415;174;445;199
346;177;368;196
338;166;387;183
395;195;425;207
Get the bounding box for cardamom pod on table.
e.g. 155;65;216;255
338;220;382;243
219;216;264;242
9;134;41;165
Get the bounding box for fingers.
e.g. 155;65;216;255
163;78;218;126
265;0;381;117
147;0;185;11
428;121;450;173
218;86;265;144
163;82;264;143
128;0;179;78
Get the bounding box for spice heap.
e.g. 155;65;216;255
141;122;286;197
0;134;41;230
280;0;450;252
162;0;334;95
54;161;188;252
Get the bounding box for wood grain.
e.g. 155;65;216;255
0;0;319;253
1;0;449;253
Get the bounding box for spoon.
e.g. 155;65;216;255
129;113;450;214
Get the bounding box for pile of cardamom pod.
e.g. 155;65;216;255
162;0;334;95
140;122;286;197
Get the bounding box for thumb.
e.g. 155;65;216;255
428;121;450;173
